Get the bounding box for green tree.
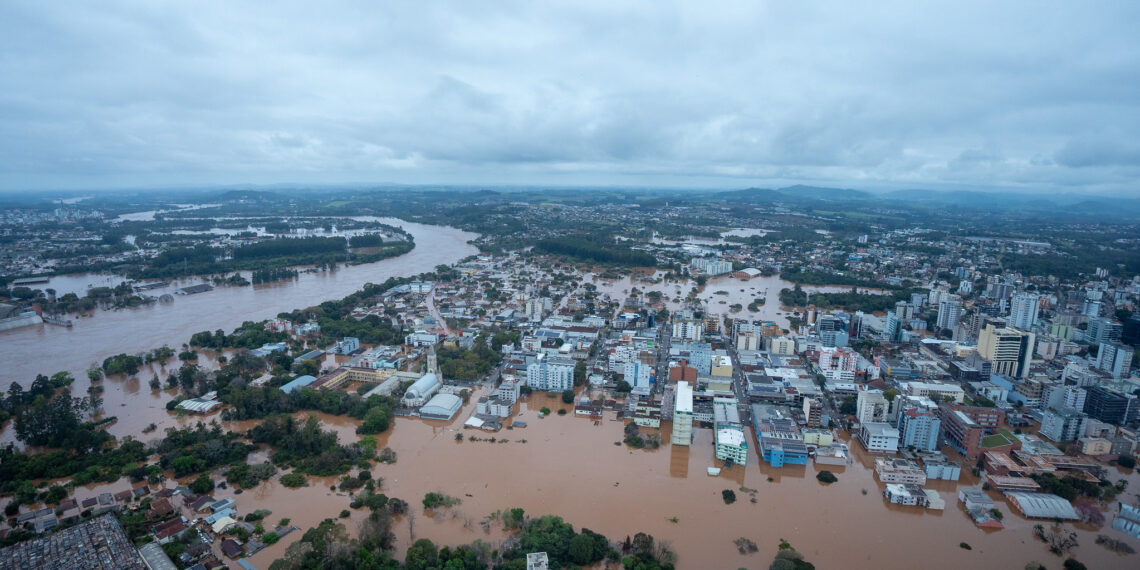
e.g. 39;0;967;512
839;396;857;415
190;474;214;494
43;485;68;505
574;361;588;386
568;533;597;565
405;538;439;570
280;473;306;488
561;389;575;404
359;405;393;434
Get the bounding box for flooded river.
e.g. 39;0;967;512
0;219;477;436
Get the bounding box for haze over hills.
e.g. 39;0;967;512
6;182;1140;219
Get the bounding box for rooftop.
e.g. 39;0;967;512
0;514;145;569
717;428;746;447
1006;492;1079;520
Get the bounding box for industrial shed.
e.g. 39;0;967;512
420;393;462;420
1005;492;1079;520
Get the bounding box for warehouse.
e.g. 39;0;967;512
420;393;462;420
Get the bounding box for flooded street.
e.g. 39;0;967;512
591;271;886;329
6;384;1136;568
217;391;1140;569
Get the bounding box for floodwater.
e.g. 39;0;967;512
591;272;886;329
0;219;477;434
6;386;1138;569
212;389;1140;569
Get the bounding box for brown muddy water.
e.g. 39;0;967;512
191;391;1139;569
6;392;1138;568
591;272;887;329
0;220;477;428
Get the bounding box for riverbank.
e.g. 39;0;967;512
0;218;478;399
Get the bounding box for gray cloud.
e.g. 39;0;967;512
0;1;1138;194
1053;138;1140;168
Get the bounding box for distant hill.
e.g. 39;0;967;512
717;184;1140;219
776;185;875;201
215;190;280;203
719;185;873;204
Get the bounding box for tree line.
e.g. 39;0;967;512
534;236;657;267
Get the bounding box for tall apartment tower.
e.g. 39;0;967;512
672;381;694;446
1095;342;1134;379
936;298;963;332
977;324;1035;379
1009;293;1040;331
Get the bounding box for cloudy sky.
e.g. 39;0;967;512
1;1;1138;194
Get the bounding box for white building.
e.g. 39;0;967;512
1095;342;1134;378
691;257;733;276
525;297;553;322
405;330;440;347
673;381;694;446
1009;293;1040;331
905;381;966;404
332;337;360;355
859;422;900;453
1040;407;1089;442
402;373;441;407
527;354;575;392
496;378;521;404
476;396;512;418
936;298;963;332
672;318;704;342
715;428;748;464
765;335;796;356
857;390;890;424
818;347;857;382
623;360;653;392
736;332;760;351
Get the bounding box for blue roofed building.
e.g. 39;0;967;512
280;375;317;394
752;404;808;467
204;508;236;525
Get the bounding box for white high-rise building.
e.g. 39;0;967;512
936;298;963;332
623;360;653;391
672;318;704;341
857;390;890;424
894;301;915;321
765;335;796;355
1009;293;1040;331
818;347;857;382
525;297;552;322
978;324;1035;379
526;353;575;392
1096;342;1134;379
736;332;760;351
672;381;694;446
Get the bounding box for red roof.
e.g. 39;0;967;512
149;498;175;518
154;518;187;540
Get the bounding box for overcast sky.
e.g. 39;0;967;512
1;1;1138;194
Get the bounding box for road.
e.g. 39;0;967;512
424;285;452;336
